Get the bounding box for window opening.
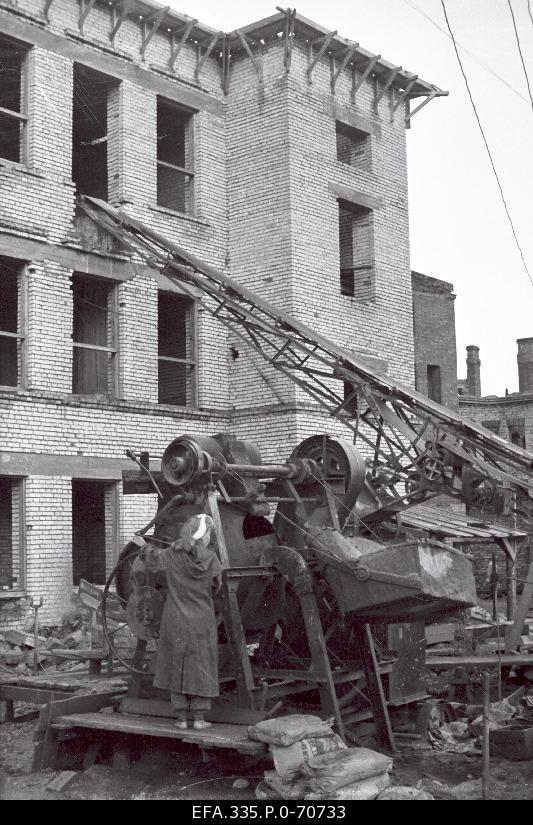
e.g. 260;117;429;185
72;63;117;199
0;477;24;593
72;273;117;395
338;201;374;300
157;97;194;213
0;256;25;388
158;292;196;406
426;364;442;404
336;122;371;170
72;480;107;585
0;35;28;163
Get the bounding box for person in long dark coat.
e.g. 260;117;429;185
153;513;222;729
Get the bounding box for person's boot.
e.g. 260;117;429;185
175;711;187;730
192;715;211;729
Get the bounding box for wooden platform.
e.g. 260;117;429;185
426;654;533;669
51;712;267;755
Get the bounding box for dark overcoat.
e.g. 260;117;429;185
153;543;222;697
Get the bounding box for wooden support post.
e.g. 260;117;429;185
374;65;401;112
195;32;222;83
235;29;263;83
276;6;296;72
205;486;230;568
0;698;15;724
331;44;358;93
298;591;345;741
168;19;197;70
140;6;170;57
391;74;418;119
405;89;438;125
110;0;135;43
78;0;97;34
506;549;533;653
307;31;338;82
220;576;256;708
354;623;395;752
351;55;380;103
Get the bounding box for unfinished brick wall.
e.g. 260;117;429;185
412;271;458;410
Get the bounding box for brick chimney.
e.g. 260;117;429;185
466;345;481;397
517;338;533;394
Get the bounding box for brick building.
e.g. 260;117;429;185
0;1;445;628
411;271;457;410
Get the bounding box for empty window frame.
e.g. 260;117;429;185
157;97;194;213
336;122;371;170
158;291;196;406
343;381;358;415
426;364;442;404
482;419;501;436
338;201;375;300
72;480;118;586
0;256;26;388
72;64;117;199
0;476;25;593
72;273;118;396
0;35;28;163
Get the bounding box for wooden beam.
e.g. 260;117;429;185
392;74;418;114
168;18;197;70
194;31;222;83
78;0;97;34
140;6;169;56
506;550;533;653
43;0;54;21
374;65;401;110
331;43;358;92
351;54;380;102
234;28;263;83
110;0;135;42
307;30;337;81
405;88;438;124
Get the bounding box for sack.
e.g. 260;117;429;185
303;747;393;795
271;735;347;781
377;786;434;800
248;714;334;746
263;770;308;800
305;772;391;801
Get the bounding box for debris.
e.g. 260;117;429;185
247;714;334;746
306;773;391;801
46;771;77;792
302;747;393;796
271;735;346;781
232;778;250;789
469;698;517;736
377;786;434;800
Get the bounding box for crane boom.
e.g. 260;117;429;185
80;196;533;527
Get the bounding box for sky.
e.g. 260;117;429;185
166;0;533;396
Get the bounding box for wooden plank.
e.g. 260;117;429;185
33;690;124;770
507;551;533;653
426;654;533;669
0;685;67;704
354;624;395;752
120;697;268;725
0;451;138;480
51;713;266;753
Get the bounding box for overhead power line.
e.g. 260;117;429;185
402;0;531;106
439;0;533;288
529;0;533;28
507;0;533;114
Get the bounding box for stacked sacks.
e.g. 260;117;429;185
248;714;392;800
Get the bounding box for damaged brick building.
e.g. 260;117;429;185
0;0;445;628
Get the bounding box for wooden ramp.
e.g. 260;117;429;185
52;712;267;755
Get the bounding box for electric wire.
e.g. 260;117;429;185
507;0;533;114
440;0;533;288
402;0;531;105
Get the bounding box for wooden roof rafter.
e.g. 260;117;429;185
168;18;197;70
109;0;135;42
43;0;55;21
140;4;169;56
405;86;447;126
234;28;264;84
194;31;223;83
351;54;381;103
78;0;98;34
275;6;296;72
331;42;359;93
391;73;419;120
307;28;338;82
373;64;401;112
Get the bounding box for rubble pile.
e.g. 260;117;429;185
0;617;92;676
